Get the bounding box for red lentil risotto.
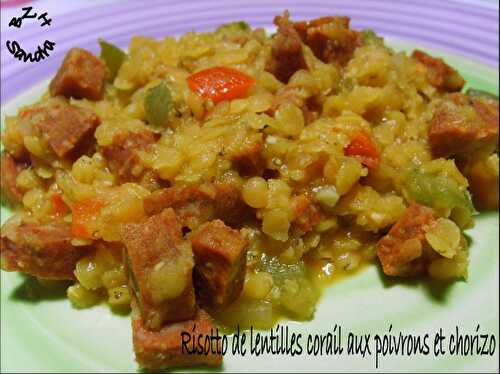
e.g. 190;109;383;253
1;11;498;370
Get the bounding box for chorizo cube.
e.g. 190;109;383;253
190;220;248;307
213;182;251;224
294;15;362;66
428;94;499;159
0;215;89;280
131;300;222;370
121;208;196;329
265;11;307;83
101;129;157;183
143;182;248;229
49;48;106;101
143;184;217;228
376;203;436;277
412;50;465;92
229;133;265;177
0;152;27;206
34;99;100;158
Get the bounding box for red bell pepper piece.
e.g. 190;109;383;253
187;66;255;104
51;192;69;217
344;132;380;169
71;197;103;239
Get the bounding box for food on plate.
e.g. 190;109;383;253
1;10;498;370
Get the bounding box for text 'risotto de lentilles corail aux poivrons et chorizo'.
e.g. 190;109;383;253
0;11;498;370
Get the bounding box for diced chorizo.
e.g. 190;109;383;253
20;99;100;158
212;183;249;224
131;300;222;370
121;208;196;329
376;203;436;277
428;94;498;159
49;48;106;101
143;182;248;229
230;133;265;177
144;184;215;227
0;152;27;206
412;50;465;92
291;194;323;233
293;15;362;66
265;11;308;83
190;220;248;307
101;129;158;183
40;102;100;158
472;96;500;131
0;215;89;280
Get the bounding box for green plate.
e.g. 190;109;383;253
1;39;499;372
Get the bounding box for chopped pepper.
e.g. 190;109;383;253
344;132;380;169
404;168;475;215
71;197;103;239
144;81;173;127
187;66;255;104
51;192;69;217
99;39;127;81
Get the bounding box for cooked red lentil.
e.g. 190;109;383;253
1;11;498;370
